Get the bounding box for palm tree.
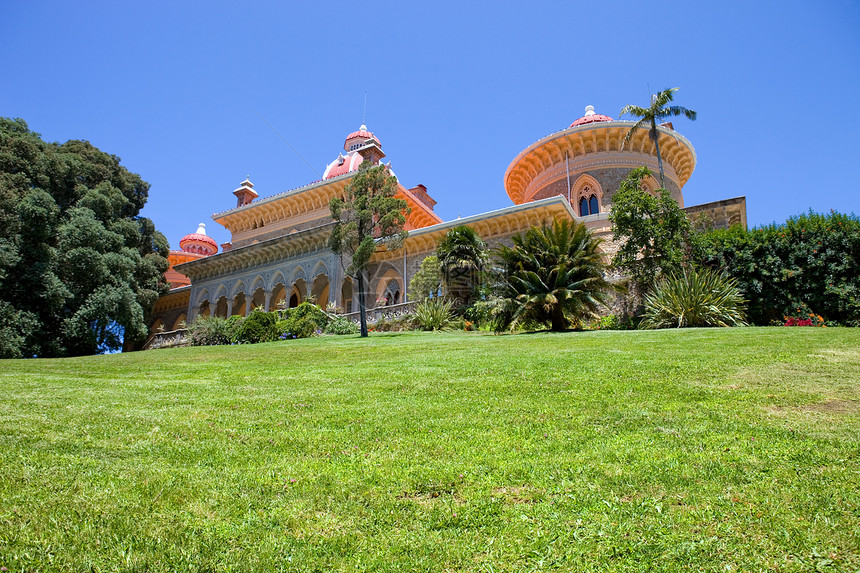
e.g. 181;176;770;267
620;87;696;188
436;225;488;304
496;219;614;331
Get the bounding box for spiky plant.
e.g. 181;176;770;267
640;268;748;329
620;87;697;188
414;297;455;331
496;219;614;331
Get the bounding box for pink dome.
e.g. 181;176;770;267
344;124;381;151
323;151;365;180
179;223;217;256
570;105;613;128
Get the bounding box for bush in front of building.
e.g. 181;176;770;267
639;268;748;329
692;210;860;326
276;302;330;339
189;315;243;346
414;298;455;331
323;316;359;335
233;309;279;344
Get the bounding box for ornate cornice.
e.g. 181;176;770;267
374;196;578;261
213;172;442;240
504;121;696;204
175;223;335;282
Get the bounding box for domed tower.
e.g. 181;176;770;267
323;124;386;179
504;105;696;217
164;223;218;288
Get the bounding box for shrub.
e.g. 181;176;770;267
233;309;279;344
276;303;329;339
324;316;359;335
495;219;614;331
692;210;860;325
640;268;748;329
285;302;329;329
587;314;636;331
414;298;454;331
189;315;243;346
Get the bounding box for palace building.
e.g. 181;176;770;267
147;106;747;338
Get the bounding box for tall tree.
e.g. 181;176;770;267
609;167;691;290
620;87;696;188
329;161;409;337
0;118;169;357
436;225;487;305
496;219;613;331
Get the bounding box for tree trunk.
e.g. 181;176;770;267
357;270;369;337
653;123;665;188
550;306;567;332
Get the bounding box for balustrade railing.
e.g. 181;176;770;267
143;328;190;350
342;301;417;324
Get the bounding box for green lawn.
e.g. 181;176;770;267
1;328;858;572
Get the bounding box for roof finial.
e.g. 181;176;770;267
196;223;207;236
584;105;595;116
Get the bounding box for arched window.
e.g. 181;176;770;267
383;279;401;305
572;175;603;217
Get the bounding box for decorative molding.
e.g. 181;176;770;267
505;122;695;204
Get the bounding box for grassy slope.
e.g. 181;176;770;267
0;328;858;572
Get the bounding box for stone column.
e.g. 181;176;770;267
245;296;252;315
264;290;272;312
226;299;233;316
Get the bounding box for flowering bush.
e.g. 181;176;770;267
784;312;826;327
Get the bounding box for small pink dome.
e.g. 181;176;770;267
179;223;217;256
344;124;381;151
570;105;613;128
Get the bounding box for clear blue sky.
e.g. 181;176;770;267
2;1;858;250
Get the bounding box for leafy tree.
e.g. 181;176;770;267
691;210;860;325
408;255;442;301
495;219;613;331
609;167;691;290
0;118;169;357
620;87;697;187
436;225;488;305
329;161;409;337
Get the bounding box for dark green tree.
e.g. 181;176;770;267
620;87;697;187
0;118;169;357
691;210;860;325
436;225;488;305
496;219;613;331
609;167;691;290
329;161;409;337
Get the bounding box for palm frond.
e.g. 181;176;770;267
663;106;697;121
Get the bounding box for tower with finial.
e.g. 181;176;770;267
233;177;258;207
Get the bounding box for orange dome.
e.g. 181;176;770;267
569;105;613;127
179;223;218;256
